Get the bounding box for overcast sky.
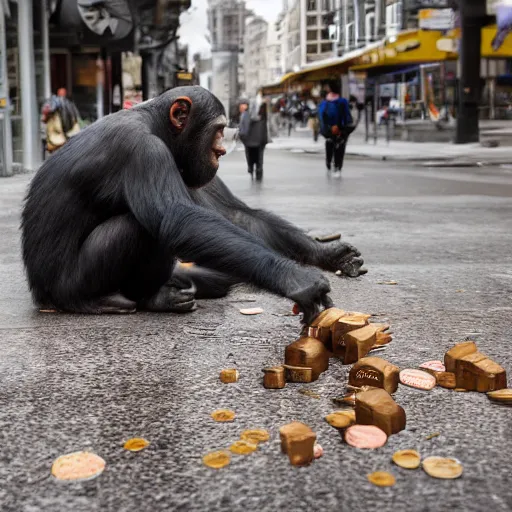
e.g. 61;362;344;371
179;0;283;59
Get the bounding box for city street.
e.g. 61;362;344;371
1;146;512;511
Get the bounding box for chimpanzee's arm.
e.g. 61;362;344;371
123;136;331;321
192;176;364;277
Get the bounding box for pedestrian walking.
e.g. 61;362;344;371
41;88;81;155
318;81;353;178
239;101;269;181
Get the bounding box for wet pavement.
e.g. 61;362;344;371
1;149;512;511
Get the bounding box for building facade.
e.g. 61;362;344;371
244;16;269;97
207;0;246;118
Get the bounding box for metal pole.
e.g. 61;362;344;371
41;0;51;99
18;0;41;171
0;0;13;176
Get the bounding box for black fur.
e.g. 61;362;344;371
21;86;363;323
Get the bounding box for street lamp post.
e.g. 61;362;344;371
18;0;41;171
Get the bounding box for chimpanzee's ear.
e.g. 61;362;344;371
170;96;192;130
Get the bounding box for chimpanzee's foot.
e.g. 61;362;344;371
138;275;197;313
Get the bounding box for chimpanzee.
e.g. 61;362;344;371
21;86;364;324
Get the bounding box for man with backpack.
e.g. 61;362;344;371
318;80;353;178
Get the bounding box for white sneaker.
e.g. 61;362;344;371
333;170;342;178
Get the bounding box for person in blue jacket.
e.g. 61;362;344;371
318;80;353;177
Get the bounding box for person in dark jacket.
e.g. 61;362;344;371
239;101;269;181
318;80;353;178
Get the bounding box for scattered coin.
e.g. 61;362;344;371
239;307;264;315
392;449;421;469
425;432;440;440
51;451;106;481
313;443;324;459
229;440;258;455
456;289;465;293
219;369;239;384
487;389;512;404
240;429;270;444
211;409;236;422
399;369;436;390
454;388;469;392
298;388;321;399
419;360;446;373
367;471;396;487
202;450;231;469
345;425;387;449
422;456;463;479
377;281;398;285
123;438;150;452
40;309;58;313
315;233;341;243
325;412;354;429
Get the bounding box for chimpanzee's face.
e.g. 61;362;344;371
168;87;227;189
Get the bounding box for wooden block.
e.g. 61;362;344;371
331;315;369;357
355;388;406;436
445;342;507;392
342;325;379;364
279;422;316;466
283;365;313;383
444;341;477;372
436;371;456;389
262;366;285;389
348;357;400;394
285;337;329;381
458;354;507;392
309;308;346;350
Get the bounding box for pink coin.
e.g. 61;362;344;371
239;308;264;315
419;360;446;373
400;369;437;390
345;425;387;449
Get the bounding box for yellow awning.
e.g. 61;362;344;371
350;29;457;71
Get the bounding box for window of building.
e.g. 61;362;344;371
320;27;329;40
307;0;317;10
307;15;317;26
322;0;331;10
345;21;355;50
321;43;332;53
385;1;402;37
365;12;375;43
307;44;317;54
307;29;318;41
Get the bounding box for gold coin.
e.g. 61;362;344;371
240;429;270;444
367;471;396;487
487;389;512;404
325;411;354;429
202;450;231;469
422;456;463;479
51;451;106;481
211;409;236;422
219;369;239;384
229;440;258;455
123;438;150;452
239;307;264;315
392;449;421;469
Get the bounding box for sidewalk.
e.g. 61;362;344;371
266;127;512;166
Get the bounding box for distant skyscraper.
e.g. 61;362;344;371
207;0;247;118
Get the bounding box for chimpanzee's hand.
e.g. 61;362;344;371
318;240;365;277
285;268;333;325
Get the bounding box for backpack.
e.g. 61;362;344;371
320;98;353;138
